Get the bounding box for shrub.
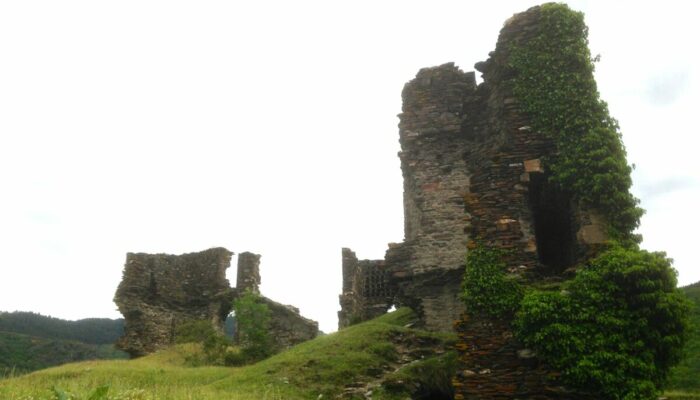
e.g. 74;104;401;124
174;319;229;366
516;246;691;399
231;290;273;364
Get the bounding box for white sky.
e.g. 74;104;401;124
1;1;698;333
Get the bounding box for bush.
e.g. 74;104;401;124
231;290;273;364
516;246;691;399
174;320;229;366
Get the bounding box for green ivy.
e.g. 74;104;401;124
515;246;691;399
462;245;523;318
508;3;643;241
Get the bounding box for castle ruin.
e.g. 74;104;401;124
338;4;613;398
339;4;607;333
114;247;318;357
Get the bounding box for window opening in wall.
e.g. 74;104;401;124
148;271;158;299
528;173;577;273
225;312;236;339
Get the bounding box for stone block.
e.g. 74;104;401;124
523;158;543;173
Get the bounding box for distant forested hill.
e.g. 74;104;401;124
0;311;127;376
0;331;127;375
0;311;123;344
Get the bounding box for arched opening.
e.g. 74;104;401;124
528;173;577;273
225;312;236;339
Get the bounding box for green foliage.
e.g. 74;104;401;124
0;312;123;345
51;385;109;400
667;283;700;393
232;291;273;363
508;3;643;241
0;331;127;376
516;246;691;399
174;320;216;344
462;245;523;317
0;308;455;400
174;320;229;366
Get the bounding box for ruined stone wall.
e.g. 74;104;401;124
338;3;611;397
386;64;479;331
338;248;394;329
451;6;603;399
398;64;475;275
114;247;235;357
234;253;319;349
263;297;319;350
115;248;318;357
236;252;261;294
344;13;606;332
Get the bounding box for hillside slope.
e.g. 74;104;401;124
0;308;455;400
0;331;127;376
0;312;124;345
1;300;695;400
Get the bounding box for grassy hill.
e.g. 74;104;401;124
0;298;696;400
0;308;456;400
665;282;700;399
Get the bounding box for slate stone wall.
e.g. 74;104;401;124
114;248;235;357
338;248;394;329
452;6;603;399
236;252;261;294
115;248;318;357
263;297;319;350
338;4;609;397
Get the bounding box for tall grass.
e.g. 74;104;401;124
0;309;453;400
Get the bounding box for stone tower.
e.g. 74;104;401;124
236;251;261;294
339;4;608;334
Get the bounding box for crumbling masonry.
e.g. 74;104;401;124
115;248;318;357
338;4;608;398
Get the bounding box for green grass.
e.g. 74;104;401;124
0;308;455;400
665;283;700;399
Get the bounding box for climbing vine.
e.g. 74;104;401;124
508;3;643;241
462;245;522;318
460;6;690;399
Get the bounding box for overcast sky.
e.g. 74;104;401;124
1;1;698;333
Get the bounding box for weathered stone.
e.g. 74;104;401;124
236;252;261;294
523;158;544;173
263;297;319;350
576;212;608;244
114;248;235;357
338;248;394;329
517;348;536;359
115;248;318;357
340;3;610;399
